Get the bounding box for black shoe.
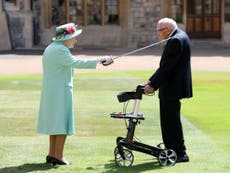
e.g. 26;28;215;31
51;157;71;165
176;154;189;163
46;156;54;163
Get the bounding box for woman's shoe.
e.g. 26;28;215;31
51;157;71;165
46;155;55;163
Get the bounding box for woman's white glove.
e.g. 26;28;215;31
98;56;114;66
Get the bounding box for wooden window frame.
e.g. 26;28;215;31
66;0;115;26
45;0;119;28
5;0;19;6
3;0;20;9
225;0;230;22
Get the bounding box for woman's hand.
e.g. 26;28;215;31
98;56;114;66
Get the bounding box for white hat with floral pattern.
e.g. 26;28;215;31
52;23;82;42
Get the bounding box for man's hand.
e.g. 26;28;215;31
144;84;154;94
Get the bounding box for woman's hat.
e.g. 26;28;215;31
52;23;82;42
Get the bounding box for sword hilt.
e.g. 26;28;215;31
102;59;114;66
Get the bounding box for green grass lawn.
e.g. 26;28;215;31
0;71;229;173
181;72;230;153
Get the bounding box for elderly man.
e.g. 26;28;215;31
144;18;193;163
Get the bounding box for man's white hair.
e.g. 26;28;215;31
158;18;177;30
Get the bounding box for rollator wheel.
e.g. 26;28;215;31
114;146;118;155
158;149;177;166
114;147;134;167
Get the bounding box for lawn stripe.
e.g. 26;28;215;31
0;116;229;173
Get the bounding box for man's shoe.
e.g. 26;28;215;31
176;154;189;163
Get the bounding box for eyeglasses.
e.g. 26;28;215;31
156;27;168;32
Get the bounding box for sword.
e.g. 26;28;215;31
102;37;170;65
113;37;170;60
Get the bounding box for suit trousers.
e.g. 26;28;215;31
159;98;186;156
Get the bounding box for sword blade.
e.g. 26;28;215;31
113;38;170;60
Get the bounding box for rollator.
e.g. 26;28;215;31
110;85;177;167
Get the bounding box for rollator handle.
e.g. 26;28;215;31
117;85;145;102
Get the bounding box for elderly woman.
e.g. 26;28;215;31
37;23;113;165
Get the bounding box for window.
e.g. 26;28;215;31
173;0;183;23
105;0;119;24
45;0;119;28
225;0;230;22
204;0;220;15
87;0;101;24
85;0;119;25
188;0;202;15
69;0;84;24
51;0;67;25
204;0;212;14
212;0;220;14
3;0;19;10
5;0;17;5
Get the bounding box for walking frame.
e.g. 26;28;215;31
110;85;177;167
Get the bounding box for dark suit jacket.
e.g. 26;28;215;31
149;28;193;100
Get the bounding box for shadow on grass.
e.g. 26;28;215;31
0;163;54;173
87;160;162;173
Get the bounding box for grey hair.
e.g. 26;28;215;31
158;18;177;30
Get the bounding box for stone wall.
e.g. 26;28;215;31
31;0;163;49
128;0;161;47
0;11;11;50
77;25;121;48
223;23;230;46
3;0;33;49
0;2;11;51
7;12;25;48
1;0;230;50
